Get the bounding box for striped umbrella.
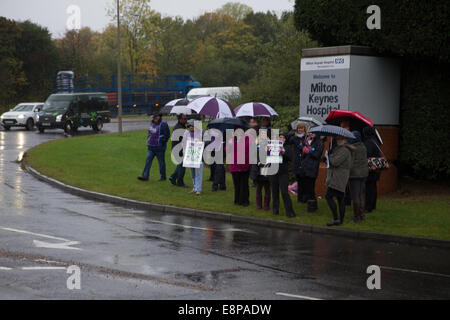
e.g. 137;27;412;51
234;102;278;118
309;125;356;139
186;96;234;118
291;116;323;130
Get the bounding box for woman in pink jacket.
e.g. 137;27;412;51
226;129;251;207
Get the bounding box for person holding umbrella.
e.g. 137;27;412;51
309;125;356;226
138;113;170;182
169;114;188;188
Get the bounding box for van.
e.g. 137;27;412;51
186;87;241;101
36;93;111;134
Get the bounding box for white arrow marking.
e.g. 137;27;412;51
21;267;67;271
0;226;82;251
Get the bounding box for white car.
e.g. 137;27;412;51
0;103;43;131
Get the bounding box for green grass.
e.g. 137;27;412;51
25;130;450;240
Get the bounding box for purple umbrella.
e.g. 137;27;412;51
234;102;278;118
186;96;235;118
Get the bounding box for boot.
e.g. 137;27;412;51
359;204;366;221
263;195;271;211
352;205;360;223
256;194;262;210
306;199;318;213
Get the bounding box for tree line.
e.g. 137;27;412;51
0;1;316;111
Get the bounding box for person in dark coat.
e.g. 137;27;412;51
348;131;369;222
325;136;353;226
270;132;296;218
300;133;324;212
211;133;227;192
169;114;188;187
289;122;307;203
138;114;170;181
363;126;381;212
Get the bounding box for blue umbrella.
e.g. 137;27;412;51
309;125;356;139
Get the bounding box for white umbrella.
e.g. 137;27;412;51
170;106;192;115
234;102;278;118
291;116;323;130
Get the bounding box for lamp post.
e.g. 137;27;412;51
117;0;123;135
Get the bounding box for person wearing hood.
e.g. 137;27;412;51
348;131;369;222
289;122;308;203
363;126;382;212
270;132;296;218
325;136;352;226
138;113;170;182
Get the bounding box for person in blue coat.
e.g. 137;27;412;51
138;113;170;181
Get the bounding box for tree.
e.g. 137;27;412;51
216;2;253;20
107;0;161;75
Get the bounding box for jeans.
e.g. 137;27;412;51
142;146;166;180
170;164;186;186
190;163;204;192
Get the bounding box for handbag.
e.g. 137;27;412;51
368;141;389;171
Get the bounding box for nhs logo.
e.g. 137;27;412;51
335;58;345;64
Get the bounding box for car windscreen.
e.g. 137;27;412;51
12;105;34;112
42;96;73;112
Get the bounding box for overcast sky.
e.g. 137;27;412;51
0;0;295;38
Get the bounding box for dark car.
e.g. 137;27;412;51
36;93;111;134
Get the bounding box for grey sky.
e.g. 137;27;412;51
0;0;295;38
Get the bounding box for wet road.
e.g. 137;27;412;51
0;123;449;300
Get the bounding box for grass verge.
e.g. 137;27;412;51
25;130;450;240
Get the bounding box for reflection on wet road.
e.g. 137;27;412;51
0;123;449;299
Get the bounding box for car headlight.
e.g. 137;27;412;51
56;115;63;122
18;114;25;119
36;114;40;121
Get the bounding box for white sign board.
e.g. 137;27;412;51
266;140;283;164
183;140;205;168
300;55;351;122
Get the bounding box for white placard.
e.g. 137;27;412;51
266;140;283;164
183;140;205;168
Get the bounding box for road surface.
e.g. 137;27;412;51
0;123;449;299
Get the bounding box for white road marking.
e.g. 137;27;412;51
145;219;255;234
0;226;82;251
0;267;12;270
0;226;68;242
380;266;450;279
21;267;67;271
33;240;82;251
275;292;322;300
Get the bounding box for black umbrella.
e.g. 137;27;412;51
207;117;249;132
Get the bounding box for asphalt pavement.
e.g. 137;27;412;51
0;122;449;299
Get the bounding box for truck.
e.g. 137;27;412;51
52;72;201;116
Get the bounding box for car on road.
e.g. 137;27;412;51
0;103;43;131
36;93;111;134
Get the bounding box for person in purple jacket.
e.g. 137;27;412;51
138;113;170;182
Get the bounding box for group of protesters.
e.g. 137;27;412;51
137;113;382;226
